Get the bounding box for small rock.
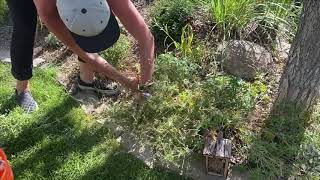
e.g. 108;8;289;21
1;58;11;63
275;36;291;61
222;40;274;80
114;126;125;137
33;58;45;67
0;49;10;62
33;46;43;57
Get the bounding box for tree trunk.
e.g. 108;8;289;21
276;1;320;111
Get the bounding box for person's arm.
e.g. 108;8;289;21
107;0;155;85
33;0;138;91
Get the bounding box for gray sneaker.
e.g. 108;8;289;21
77;77;120;96
15;90;38;113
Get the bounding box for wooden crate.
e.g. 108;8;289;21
203;134;232;177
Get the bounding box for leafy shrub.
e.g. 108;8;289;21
150;0;195;46
108;52;267;162
45;33;61;48
297;144;320;178
0;0;8;24
199;75;267;130
99;34;131;68
203;75;267;110
154;53;198;85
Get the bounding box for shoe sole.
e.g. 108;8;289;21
78;83;120;96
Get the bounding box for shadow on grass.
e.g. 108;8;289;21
247;103;311;178
2;95;186;179
3;96;79;155
0;95;16;115
80;152;188;180
2;96;114;178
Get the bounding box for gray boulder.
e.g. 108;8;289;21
221;40;274;80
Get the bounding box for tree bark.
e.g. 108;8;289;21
276;0;320;111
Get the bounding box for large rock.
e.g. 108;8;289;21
222;40;274;80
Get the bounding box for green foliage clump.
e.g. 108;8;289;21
0;0;8;24
154;53;198;85
99;34;131;68
246;103;320;179
211;0;255;40
203;75;267;110
45;33;61;48
296;144;320;178
202;0;301;42
256;0;302;41
150;0;195;46
160;23;209;65
108;52;267;162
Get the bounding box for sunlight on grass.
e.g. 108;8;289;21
0;64;186;180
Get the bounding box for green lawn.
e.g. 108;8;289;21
0;63;186;180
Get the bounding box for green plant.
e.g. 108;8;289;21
0;0;8;24
99;34;131;68
255;0;302;41
210;0;255;40
297;144;320;178
246;103;320;179
154;53;198;85
159;23;209;66
107;52;267;163
203;75;267;110
160;24;194;58
45;33;61;48
150;0;195;47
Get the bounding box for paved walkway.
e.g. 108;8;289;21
0;26;11;62
0;26;46;65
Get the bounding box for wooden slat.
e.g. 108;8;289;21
204;139;232;158
224;139;232;159
215;139;225;158
224;159;230;177
203;137;215;155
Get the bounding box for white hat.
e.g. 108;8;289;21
56;0;120;53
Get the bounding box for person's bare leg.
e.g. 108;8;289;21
16;80;30;94
107;0;155;84
79;61;95;83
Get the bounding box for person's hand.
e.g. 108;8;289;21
134;91;152;101
134;81;153;105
